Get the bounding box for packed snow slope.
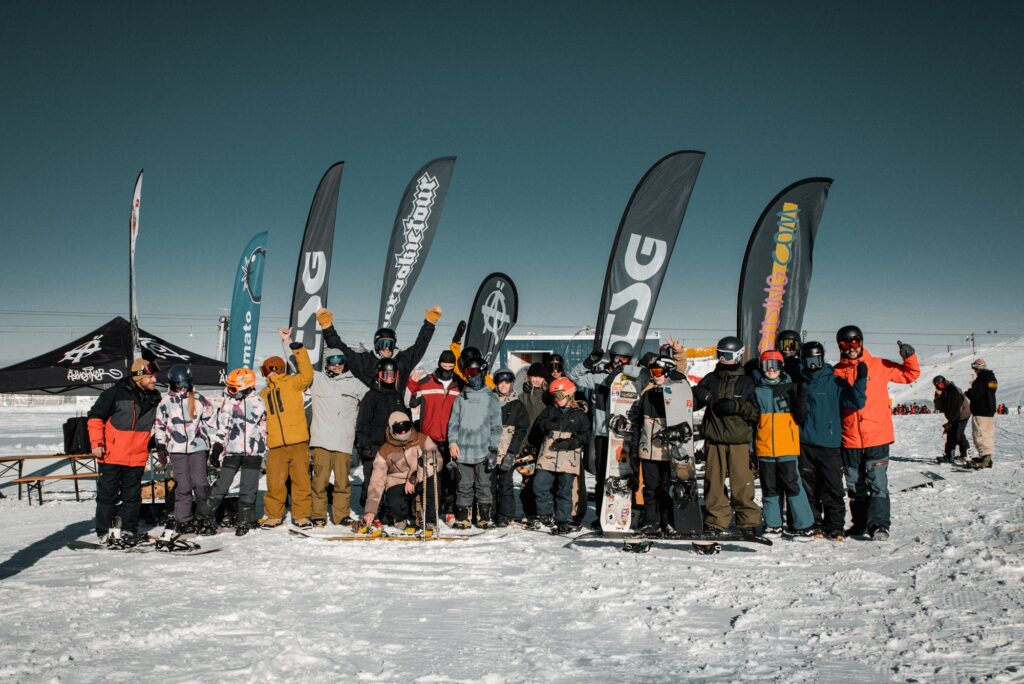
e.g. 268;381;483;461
0;348;1022;682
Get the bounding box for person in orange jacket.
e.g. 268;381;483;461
258;328;314;529
87;358;162;547
832;325;920;541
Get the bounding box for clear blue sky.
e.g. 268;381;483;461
1;1;1021;368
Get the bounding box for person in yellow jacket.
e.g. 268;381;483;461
258;328;314;529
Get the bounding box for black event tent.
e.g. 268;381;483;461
0;317;226;395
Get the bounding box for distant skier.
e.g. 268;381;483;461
195;368;266;536
361;411;441;532
751;350;814;538
529;377;591;533
87;359;161;547
693;337;761;536
964;358;997;469
933;375;972;465
316;305;441;390
832;326;920;541
447;356;502;529
152;364;216;538
796;341;867;540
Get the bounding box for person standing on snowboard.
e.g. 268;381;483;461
693;336;761;536
832;325;920;541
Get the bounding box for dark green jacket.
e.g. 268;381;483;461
694;363;758;444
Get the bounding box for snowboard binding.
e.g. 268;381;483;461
622;540;653;554
653;422;693;447
608;414;633;437
691;540;721;555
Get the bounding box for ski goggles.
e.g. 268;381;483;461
760;359;783;373
493;372;515;384
464;366;484;377
801;353;824;370
837;337;863;351
375;338;396;352
610;354;631;367
777;338;799;353
551;390;572;400
325;354;346;367
131;362;159;378
390;420;414;434
717;348;744;363
377;370;398;383
649;367;666;378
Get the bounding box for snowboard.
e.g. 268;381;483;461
601;370;641;537
288;528;479;542
568;529;772;547
659;381;700;534
66;539;221;556
894;469;947;492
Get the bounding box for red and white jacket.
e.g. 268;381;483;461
407;372;463;443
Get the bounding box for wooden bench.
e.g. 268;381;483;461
13;473;99;506
0;454;98;503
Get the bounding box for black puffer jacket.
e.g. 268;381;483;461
965;370;998;417
354;383;408;459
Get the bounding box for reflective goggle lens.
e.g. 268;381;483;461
718;348;744;362
760;359;782;373
326;355;345;366
465;366;482;377
379;370;397;382
391;420;413;434
376;339;396;351
802;354;824;370
778;338;799;353
552;391;570;400
838;337;862;351
649;367;666;378
494;373;514;384
132;362;158;378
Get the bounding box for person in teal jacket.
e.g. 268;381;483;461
797;341;867;540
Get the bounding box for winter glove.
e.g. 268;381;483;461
155;445;169;466
425;306;442;325
289;341;303;351
315;308;334;329
485;448;498;473
500;452;515;472
693;386;713;406
452;320;467;344
209;443;224;468
359;444;373;461
583;348;604;370
627;471;640;492
856;361;868;380
897;340;915;359
550;437;575;451
713;398;739;416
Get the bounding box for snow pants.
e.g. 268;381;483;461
310;447;352;522
359;455;374;509
944;418;970;460
842;444;890;533
456;461;491;508
437;441;457;517
703;442;761;531
759;456;814;530
519;471;537;519
799;444;846;534
490;466;515;520
96;463;144;536
592;435;608;506
533;469;575;523
198;453;261;525
971;415;995;457
264;443;312;522
169;451;209;523
640;459;672;527
380;480;438;527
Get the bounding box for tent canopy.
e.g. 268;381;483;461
0;317;226;395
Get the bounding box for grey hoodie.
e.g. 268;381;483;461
309;370;367;452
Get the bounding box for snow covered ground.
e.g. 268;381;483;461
1;353;1022;682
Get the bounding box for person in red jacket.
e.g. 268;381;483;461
87;358;162;547
832;326;920;541
407;350;463;520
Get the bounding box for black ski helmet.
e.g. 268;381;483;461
716;336;744;363
376;357;398;384
459;346;483;373
776;330;801;355
836;325;863;343
374;327;397;352
800;341;826;370
932;375;947;389
168;364;192;391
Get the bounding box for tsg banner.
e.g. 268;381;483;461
737;178;832;361
594;151;705;360
464;272;519;369
378;156;456;330
227;231;268;371
289;162;344;370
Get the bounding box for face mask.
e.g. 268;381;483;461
467;375;485;390
436;367;454;381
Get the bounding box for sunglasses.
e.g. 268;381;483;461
649;367;666;378
391;420;413;434
838;338;863;351
131;362;158;378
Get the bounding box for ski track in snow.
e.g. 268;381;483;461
1;414;1023;681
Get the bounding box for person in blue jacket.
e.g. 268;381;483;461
796;341;867;540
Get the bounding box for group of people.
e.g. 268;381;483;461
931;358;999;469
84;305;998;548
892;403;932;415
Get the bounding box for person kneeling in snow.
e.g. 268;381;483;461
360;411;441;533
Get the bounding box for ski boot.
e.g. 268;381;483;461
234;523;252;537
525;518;541;530
495;516;510;528
452;507;472;530
824;529;845;542
258;517;283;529
292;518;313;530
971;455;993;469
476;505;494;530
338;516;355;526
